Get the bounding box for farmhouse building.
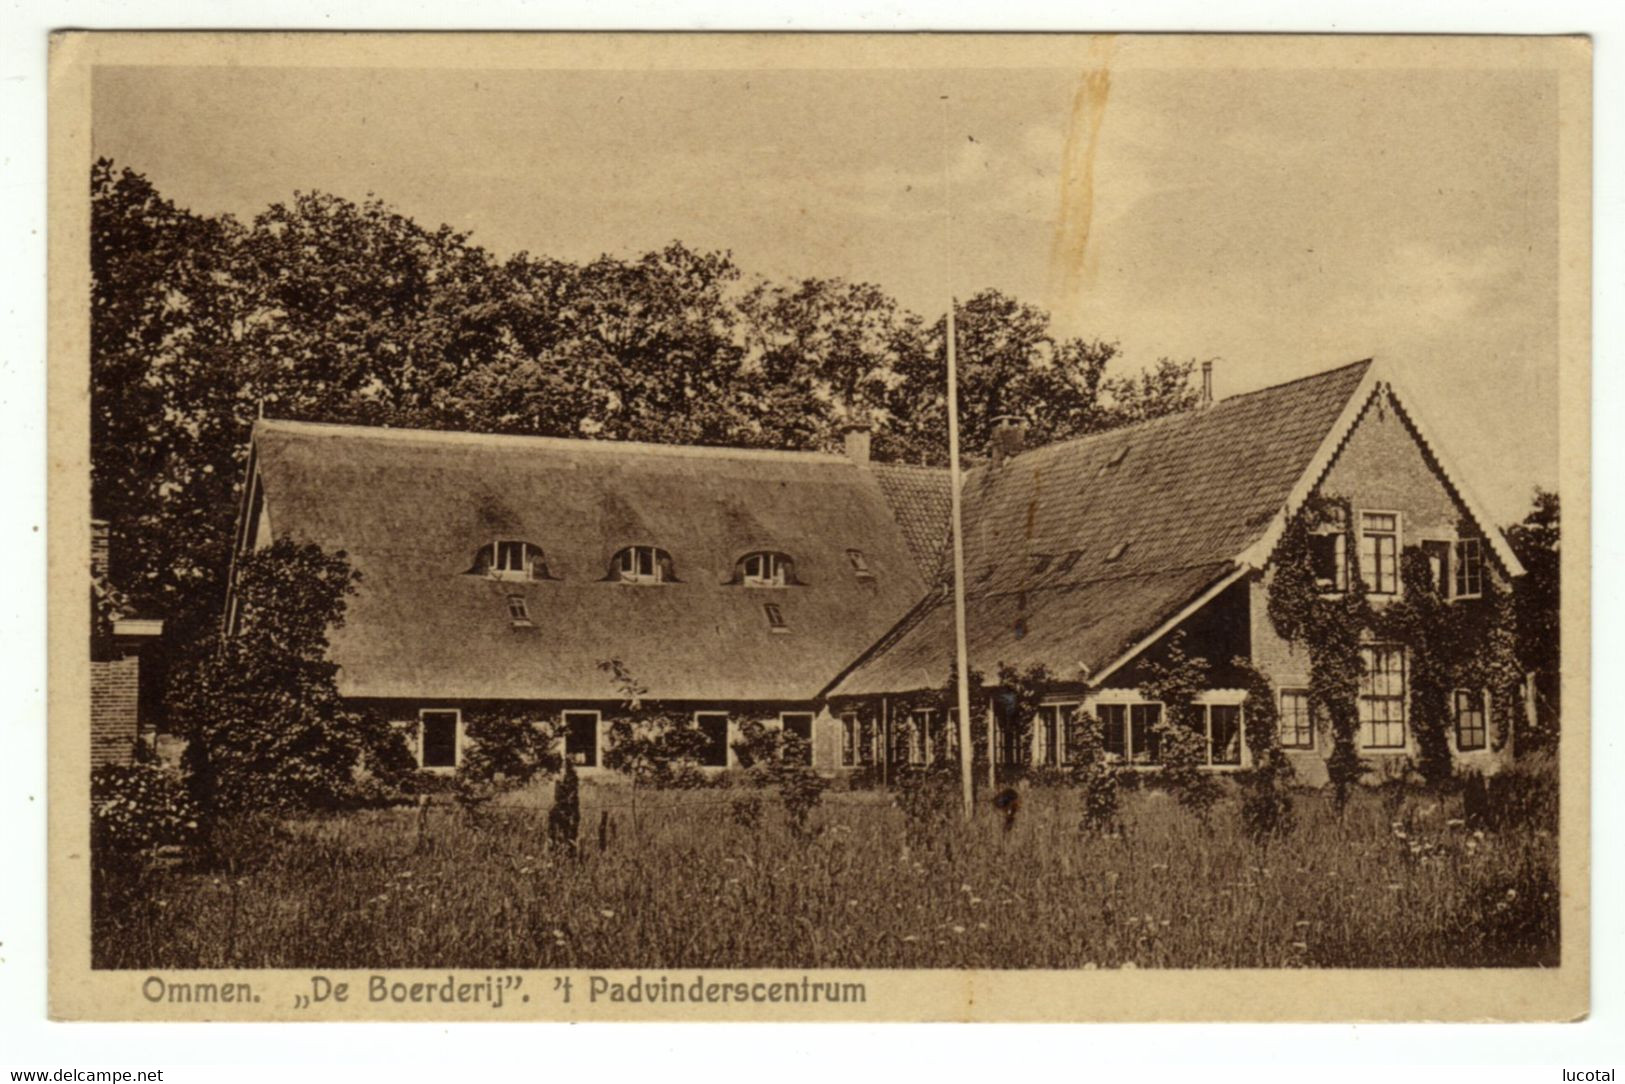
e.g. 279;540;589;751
229;358;1525;785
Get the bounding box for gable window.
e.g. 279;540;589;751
1359;512;1401;595
781;712;815;764
694;712;729;767
846;548;873;578
1279;689;1315;749
1454;538;1485;599
740;551;795;587
419;709;460;769
563;710;600;768
506;594;532;626
613;545;674;584
1421;539;1452;596
1454;689;1487;751
763;603;787;631
1358;643;1407;748
1310;507;1349;592
1205;704;1242;766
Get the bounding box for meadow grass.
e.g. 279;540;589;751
92;780;1558;970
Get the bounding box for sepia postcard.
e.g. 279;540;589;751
48;31;1591;1022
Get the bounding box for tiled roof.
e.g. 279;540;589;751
250;421;927;702
869;462;953;582
829;360;1374;695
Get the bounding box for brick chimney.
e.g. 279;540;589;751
1201;360;1214;407
990;415;1026;467
842;422;872;466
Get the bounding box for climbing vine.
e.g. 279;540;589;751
1139;632;1221;825
1267;495;1522;804
1233;657;1296;840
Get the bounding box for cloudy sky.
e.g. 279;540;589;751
93;43;1564;522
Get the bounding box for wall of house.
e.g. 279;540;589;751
1248;389;1517;785
90;652;140;768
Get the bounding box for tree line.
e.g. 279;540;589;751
91;159;1201;648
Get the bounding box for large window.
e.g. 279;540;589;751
1279;689;1315;749
1360;512;1401;595
1359;644;1408;748
781;712;815;764
419;709;460;769
613;546;674;584
1454;689;1488;751
1098;703;1162;763
695;712;729;767
1454;538;1485;598
908;708;938;765
563;710;599;768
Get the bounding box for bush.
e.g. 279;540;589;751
457;711;561;798
547;759;581;851
91;762;201;859
1462;751;1557;834
1067;710;1121;834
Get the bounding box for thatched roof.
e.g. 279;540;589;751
248;422;928;702
828;360;1375;696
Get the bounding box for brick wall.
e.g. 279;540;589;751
90;652;140;768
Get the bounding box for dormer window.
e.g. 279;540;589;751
846;549;872;578
470;540;551;581
739;551;795;587
613;545;675;584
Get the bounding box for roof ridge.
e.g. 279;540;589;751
254;418;856;467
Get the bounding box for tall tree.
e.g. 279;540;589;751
1506;488;1561;741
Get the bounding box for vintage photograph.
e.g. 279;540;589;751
53;32;1589;1018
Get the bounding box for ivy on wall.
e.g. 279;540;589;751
1266;494;1521;805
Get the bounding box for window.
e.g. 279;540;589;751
740;551;794;587
563;710;599;768
1454;689;1487;751
840;712;861;767
846;549;872;577
781;712;814;764
1359;644;1408;748
1279;689;1315;749
1421;539;1452;596
1310;508;1349;591
613;546;673;584
495;540;527;575
695;712;729;767
506;594;532;626
419;710;460;769
1360;512;1401;595
475;539;548;581
1098;702;1161;763
1454;538;1484;599
909;708;938;765
763;603;787;631
1036;704;1076;766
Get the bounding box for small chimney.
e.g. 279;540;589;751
1201;360;1214;407
91;518;110;584
842;422;872;466
990;414;1026;468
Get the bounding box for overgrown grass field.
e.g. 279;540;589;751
93;773;1558;970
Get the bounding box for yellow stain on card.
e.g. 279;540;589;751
1048;44;1113;310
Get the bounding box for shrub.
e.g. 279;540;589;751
894;763;960;846
730;794;764;830
1067;710;1121;833
1235;657;1297;842
457;710;561;798
547;759;581;852
1462;752;1557;834
731;721;829;838
91;762;201;859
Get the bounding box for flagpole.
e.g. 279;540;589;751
941;95;975;821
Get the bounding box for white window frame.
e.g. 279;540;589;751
1310;508;1350;594
1359;510;1403;596
491;539;531;581
741;552;790;587
839;711;861;768
908;707;938;765
1419;537;1453;597
1035;701;1079;766
1358;643;1409;749
1091;697;1164;765
616;545;667;584
1453;537;1485;599
845;548;873;578
506;593;532;625
1453;688;1490;752
1278;688;1315;750
562;709;601;768
763;602;788;632
693;710;731;768
418;708;462;771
